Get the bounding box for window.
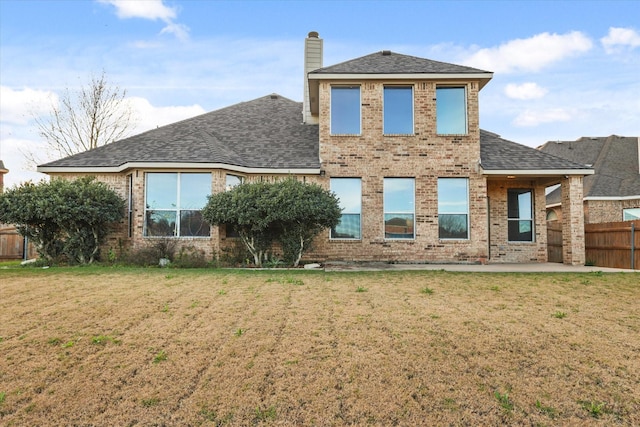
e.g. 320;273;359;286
438;178;469;239
508;189;534;242
384;86;413;134
384;178;415;239
623;208;640;221
331;86;360;134
436;86;467;135
226;174;243;190
126;174;133;238
225;174;244;237
145;173;211;237
331;178;361;239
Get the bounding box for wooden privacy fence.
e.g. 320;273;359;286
0;226;37;261
547;220;563;263
585;220;640;270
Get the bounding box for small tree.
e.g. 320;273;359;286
0;181;64;261
0;177;125;264
30;71;136;162
273;179;341;267
53;177;126;264
202;178;341;267
202;181;278;266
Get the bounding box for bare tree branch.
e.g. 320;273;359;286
30;71;136;163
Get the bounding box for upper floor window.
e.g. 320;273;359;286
145;172;211;237
384;86;413;134
508;189;534;242
384;178;415;239
623;208;640;221
438;178;469;239
331;86;360;135
436;86;467;135
330;178;362;239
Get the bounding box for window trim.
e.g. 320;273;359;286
126;173;133;238
330;177;362;240
623;207;640;221
383;85;414;135
144;172;212;238
330;85;361;135
437;177;470;240
436;85;468;135
507;188;535;243
383;177;416;240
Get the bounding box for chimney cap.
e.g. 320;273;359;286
308;31;319;38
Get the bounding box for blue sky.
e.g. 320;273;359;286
1;0;639;187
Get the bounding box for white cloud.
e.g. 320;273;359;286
97;0;176;21
159;22;189;42
504;82;548;100
0;86;57;125
601;27;640;54
128;97;206;134
464;31;592;73
97;0;189;41
0;136;48;188
513;108;573;127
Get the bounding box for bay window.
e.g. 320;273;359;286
145;172;211;237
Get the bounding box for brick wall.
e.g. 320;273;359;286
313;79;490;263
585;199;640;223
487;179;548;263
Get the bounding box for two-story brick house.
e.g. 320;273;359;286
38;32;593;265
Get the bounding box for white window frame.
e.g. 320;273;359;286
623;207;640;221
437;178;470;240
144;172;211;237
507;188;535;242
330;85;361;135
383;85;414;135
436;86;468;135
330;178;362;240
383;178;415;240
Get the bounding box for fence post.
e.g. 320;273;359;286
632;223;635;270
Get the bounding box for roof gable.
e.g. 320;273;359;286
310;51;490;75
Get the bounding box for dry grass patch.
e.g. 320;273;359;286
0;267;638;425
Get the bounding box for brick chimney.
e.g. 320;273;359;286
303;31;322;125
0;160;8;193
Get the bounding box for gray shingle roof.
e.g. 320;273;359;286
310;51;491;75
39;96;594;178
540;136;640;201
39;94;319;170
479;130;592;171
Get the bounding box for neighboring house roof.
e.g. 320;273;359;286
479;130;593;175
39;94;320;173
540;135;640;204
